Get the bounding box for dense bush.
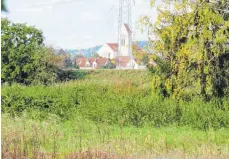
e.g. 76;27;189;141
56;69;79;81
2;82;229;130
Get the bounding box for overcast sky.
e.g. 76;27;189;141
2;0;157;49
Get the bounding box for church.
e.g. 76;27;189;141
97;23;132;59
97;23;140;69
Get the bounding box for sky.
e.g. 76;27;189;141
2;0;157;49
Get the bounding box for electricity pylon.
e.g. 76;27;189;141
117;0;134;68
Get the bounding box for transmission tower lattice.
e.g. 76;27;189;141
117;0;134;68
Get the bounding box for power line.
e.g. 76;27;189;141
109;0;119;12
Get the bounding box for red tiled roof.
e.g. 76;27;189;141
116;56;138;67
106;43;141;52
124;24;132;34
133;44;141;52
95;58;108;67
76;57;108;68
76;58;88;67
88;58;96;64
116;56;131;67
107;43;118;51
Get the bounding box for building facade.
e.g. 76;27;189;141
97;24;131;59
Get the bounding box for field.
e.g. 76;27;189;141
2;70;229;158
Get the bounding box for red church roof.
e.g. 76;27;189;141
107;43;118;51
124;24;132;34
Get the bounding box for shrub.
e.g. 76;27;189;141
2;82;229;130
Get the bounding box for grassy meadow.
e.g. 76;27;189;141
2;70;229;158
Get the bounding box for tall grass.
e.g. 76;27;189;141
2;114;229;158
2;70;229;158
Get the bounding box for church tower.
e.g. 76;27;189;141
120;24;132;56
117;0;133;68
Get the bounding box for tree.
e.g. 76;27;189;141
132;44;149;65
140;0;229;99
72;60;79;69
75;54;85;58
49;47;74;69
92;53;100;58
1;18;56;85
64;55;73;68
1;0;7;12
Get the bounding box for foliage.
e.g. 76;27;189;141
101;59;116;69
64;56;73;68
2;70;229;130
132;44;149;65
140;0;229;100
56;69;79;81
2;70;229;157
1;18;57;85
72;60;80;69
75;53;85;59
92;52;100;58
1;0;7;11
50;47;73;69
2;114;229;158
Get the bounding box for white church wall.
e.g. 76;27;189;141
120;24;130;56
126;59;139;69
97;44;116;59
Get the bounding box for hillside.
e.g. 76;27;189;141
65;45;102;58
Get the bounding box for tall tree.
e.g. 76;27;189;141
141;0;229;99
1;18;56;85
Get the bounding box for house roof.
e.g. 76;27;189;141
132;44;142;52
95;58;108;67
107;43;118;51
88;58;96;63
106;43;141;53
116;56;137;67
76;57;108;68
124;24;132;34
76;58;88;67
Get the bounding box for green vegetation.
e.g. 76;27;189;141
1;0;7;12
2;70;229;158
1;18;57;85
2;114;229;158
2;0;229;158
141;0;229;99
2;70;229;129
1;18;79;85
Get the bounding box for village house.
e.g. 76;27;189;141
96;23;146;69
116;56;139;69
75;56;143;69
75;23;148;69
97;43;118;59
97;24;131;58
75;57;109;69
